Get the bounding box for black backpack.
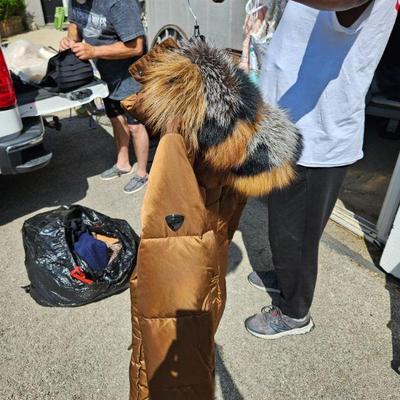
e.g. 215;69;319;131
40;49;94;93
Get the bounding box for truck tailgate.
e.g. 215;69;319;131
14;78;109;118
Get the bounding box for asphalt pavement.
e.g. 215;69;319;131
1;112;400;400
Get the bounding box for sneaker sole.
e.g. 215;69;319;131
123;181;148;194
247;275;281;294
100;167;135;181
245;319;315;340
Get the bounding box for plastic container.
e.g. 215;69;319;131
54;7;66;31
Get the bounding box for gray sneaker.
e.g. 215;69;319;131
100;164;134;181
245;305;314;340
248;270;280;293
124;174;148;194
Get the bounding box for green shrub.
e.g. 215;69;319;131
0;0;26;21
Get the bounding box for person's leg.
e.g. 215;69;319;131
111;115;132;171
245;165;347;339
128;122;149;178
123;114;150;194
100;98;134;180
269;166;347;319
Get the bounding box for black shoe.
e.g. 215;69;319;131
247;270;280;294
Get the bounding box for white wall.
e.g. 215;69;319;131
26;0;46;27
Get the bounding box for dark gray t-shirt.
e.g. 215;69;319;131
69;0;145;100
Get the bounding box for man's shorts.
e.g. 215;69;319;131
103;97;140;125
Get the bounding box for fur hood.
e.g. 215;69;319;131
122;39;303;196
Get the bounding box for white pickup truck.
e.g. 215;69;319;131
0;47;108;175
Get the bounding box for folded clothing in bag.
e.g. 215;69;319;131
40;49;94;93
94;233;122;265
95;233;120;246
73;232;109;279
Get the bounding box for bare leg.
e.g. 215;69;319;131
110;115;132;172
129;123;149;177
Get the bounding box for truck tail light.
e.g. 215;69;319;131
0;48;16;109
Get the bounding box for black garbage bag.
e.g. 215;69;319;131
22;205;139;307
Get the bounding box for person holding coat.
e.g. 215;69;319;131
122;38;303;400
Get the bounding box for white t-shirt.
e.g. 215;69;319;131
260;0;398;167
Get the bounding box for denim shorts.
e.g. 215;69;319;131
103;97;140;125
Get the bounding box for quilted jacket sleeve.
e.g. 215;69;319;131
130;133;218;400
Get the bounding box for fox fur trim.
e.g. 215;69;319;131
125;39;303;196
134;50;207;151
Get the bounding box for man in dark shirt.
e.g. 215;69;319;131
60;0;149;194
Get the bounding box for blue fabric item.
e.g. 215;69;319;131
73;232;109;276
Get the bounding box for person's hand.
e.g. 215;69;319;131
59;37;75;51
165;117;181;134
71;42;97;60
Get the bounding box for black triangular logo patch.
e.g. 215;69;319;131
165;214;185;232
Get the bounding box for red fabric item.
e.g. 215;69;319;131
70;267;94;285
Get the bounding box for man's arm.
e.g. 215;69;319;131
67;23;81;42
294;0;371;11
71;36;145;61
59;23;82;51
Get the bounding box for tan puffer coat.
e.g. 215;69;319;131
122;39;302;400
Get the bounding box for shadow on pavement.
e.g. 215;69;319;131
239;197;272;273
235;197;277;308
216;345;244;400
0;116;159;226
364;241;400;376
145;309;244;400
386;275;400;375
227;242;242;275
0;117;115;226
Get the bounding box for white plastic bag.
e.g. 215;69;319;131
4;40;56;84
240;0;288;83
